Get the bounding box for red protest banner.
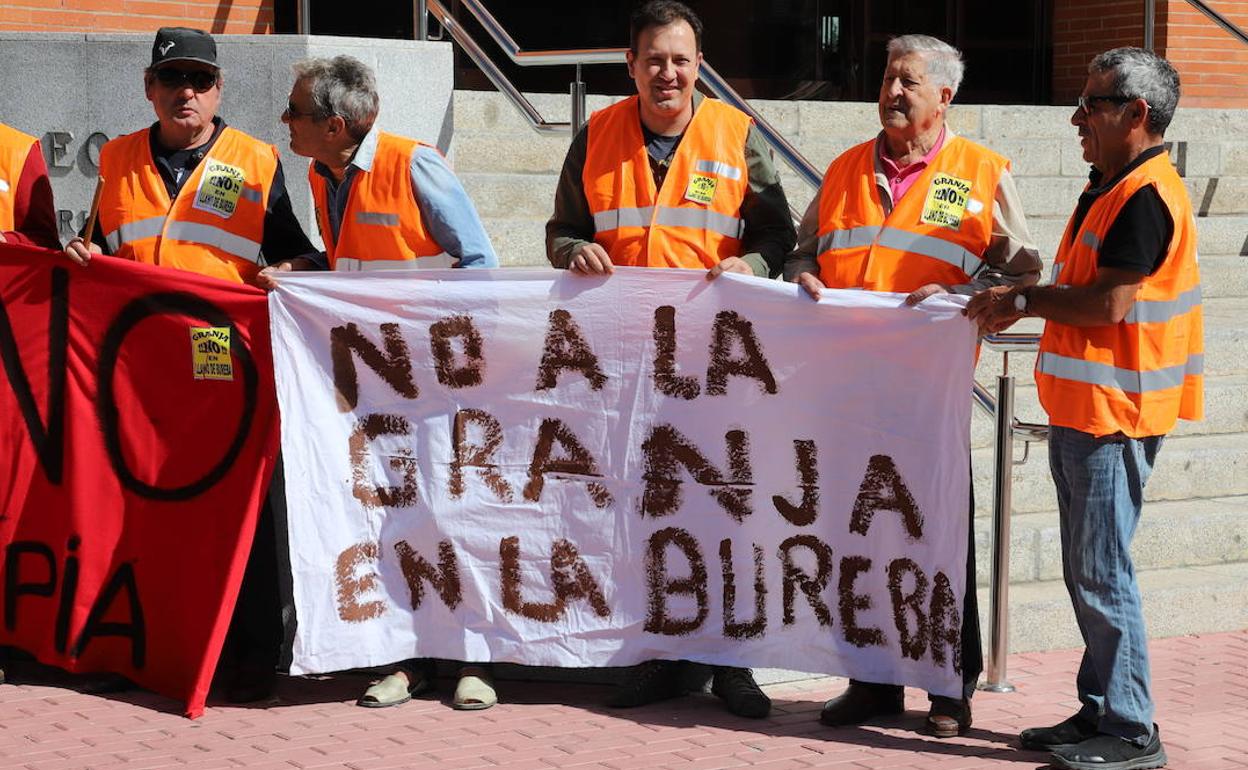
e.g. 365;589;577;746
0;244;280;718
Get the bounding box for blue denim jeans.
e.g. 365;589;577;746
1048;425;1163;746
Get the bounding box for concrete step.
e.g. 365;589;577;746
462;173;557;220
1029;214;1248;259
999;563;1248;653
453;90;1248;176
972;432;1248;515
483;216;550;267
972;495;1248;587
1195;255;1248;298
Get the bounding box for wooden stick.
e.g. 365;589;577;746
81;175;105;248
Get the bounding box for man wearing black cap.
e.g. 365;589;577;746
64;27;319;284
62;27;317;703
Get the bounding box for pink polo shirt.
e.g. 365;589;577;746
878;126;947;204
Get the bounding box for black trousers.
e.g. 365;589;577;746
852;476;983;701
223;459;289;673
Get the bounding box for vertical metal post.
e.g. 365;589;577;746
415;0;428;41
1144;0;1156;50
570;64;587;133
980;372;1017;693
296;0;311;34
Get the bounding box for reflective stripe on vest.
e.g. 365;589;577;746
336;253;456;271
593;206;655;231
1123;285;1202;324
694;159;742;180
105;215;167;252
356;211;400;226
1038;352;1202;394
163;221;262;264
105;216;262;265
593;205;744;239
818;225;983;277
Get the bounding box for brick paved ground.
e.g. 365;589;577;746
2;630;1246;770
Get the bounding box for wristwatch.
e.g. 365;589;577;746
1013;288;1030;315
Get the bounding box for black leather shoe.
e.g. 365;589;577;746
819;681;904;726
226;665;277;703
1050;726;1166;770
1020;713;1100;751
607;660;684;708
926;696;971;737
711;667;770;719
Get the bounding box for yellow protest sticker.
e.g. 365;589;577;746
684;173;718;205
190;327;234;381
192;160;246;219
920;173;973;229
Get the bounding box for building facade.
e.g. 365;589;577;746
0;0;1244;107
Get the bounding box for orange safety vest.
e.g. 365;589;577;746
583;96;751;269
0;124;39;231
1036;151;1203;438
310;131;447;271
97;126;276;285
816;135;1007;293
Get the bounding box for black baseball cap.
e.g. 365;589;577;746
151;27;218;68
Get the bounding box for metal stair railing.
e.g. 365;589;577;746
974;332;1047;692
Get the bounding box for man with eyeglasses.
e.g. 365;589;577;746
257;54;495;285
64;27;319;284
967;47;1201;770
262;54;498;711
61;27;319;705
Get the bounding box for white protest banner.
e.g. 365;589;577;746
269;268;975;697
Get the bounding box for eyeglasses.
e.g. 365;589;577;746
153;67;219;92
282;101;326;121
1076;94;1133;113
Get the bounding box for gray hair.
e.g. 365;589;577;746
291;55;379;141
1089;47;1180;136
886;34;965;97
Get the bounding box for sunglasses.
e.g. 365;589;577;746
1076;94;1133;113
282;101;325;121
153;67;218;92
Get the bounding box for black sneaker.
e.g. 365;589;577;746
607;660;684;708
1050;726;1167;770
711;666;770;719
1021;713;1100;750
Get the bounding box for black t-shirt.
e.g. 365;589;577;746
642;124;683;190
1069;145;1174;276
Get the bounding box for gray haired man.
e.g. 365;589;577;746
786;33;1041;736
259;54;495;286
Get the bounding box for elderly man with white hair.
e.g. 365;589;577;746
785;34;1041;736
